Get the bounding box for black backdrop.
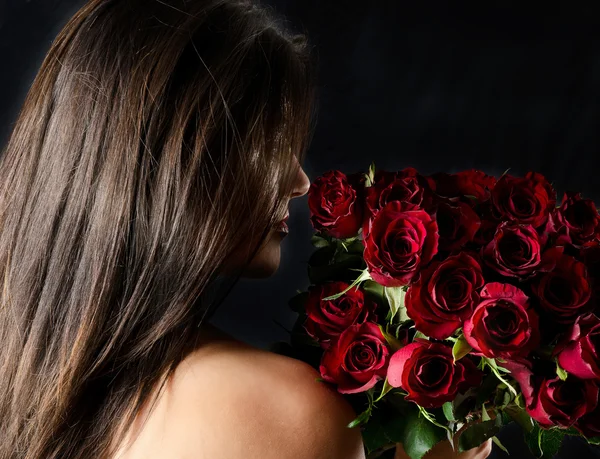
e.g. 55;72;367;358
2;1;600;457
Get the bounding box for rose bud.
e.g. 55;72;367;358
363;168;434;238
491;171;556;229
463;282;540;359
575;399;600;438
483;222;543;278
432;169;496;203
387;340;482;408
405;253;484;339
503;359;599;429
319;321;390;394
304;282;378;349
435;199;481;252
308;170;364;239
532;248;592;323
363;201;439;287
555;313;600;380
548;192;600;248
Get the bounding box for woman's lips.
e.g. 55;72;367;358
276;215;289;233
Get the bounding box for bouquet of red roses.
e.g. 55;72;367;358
272;163;600;459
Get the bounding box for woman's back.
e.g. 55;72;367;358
110;324;366;459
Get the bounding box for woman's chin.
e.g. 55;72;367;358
240;237;282;278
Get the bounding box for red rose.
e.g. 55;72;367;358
491;172;556;228
363;168;433;238
532;248;592;323
503;359;599;429
463;283;540;359
319;321;390;394
364;201;439;287
530;376;599;428
555;313;600;380
483;222;543;278
405;253;484;339
549;192;600;247
435;200;481;252
432;170;496;202
308;170;364;238
387;340;482;408
304;282;378;349
575;401;600;438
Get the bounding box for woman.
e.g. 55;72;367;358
0;1;492;457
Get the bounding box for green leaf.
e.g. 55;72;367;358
452;335;473;362
336;238;361;255
442;402;455;422
361;408;394;454
500;390;513;409
384;286;409;323
556;361;568;381
340;238;365;255
515;393;525;409
365;161;376;187
322;269;372;301
481;403;491;422
524;424;566;459
413;330;428;341
458;419;502;452
362;279;386;304
492;436;509;454
288;291;309;313
524;424;543;458
347;407;372;428
378;324;405;352
539;429;564;459
310;234;331;248
381;411;410;443
399;407;446;459
418;405;451;432
504;404;535;433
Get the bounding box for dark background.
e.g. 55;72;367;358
2;1;600;457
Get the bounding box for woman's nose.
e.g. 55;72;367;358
291;161;310;198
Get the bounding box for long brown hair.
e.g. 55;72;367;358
0;0;316;457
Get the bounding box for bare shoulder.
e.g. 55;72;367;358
165;332;366;459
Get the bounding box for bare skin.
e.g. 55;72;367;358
110;324;366;458
394;438;493;459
